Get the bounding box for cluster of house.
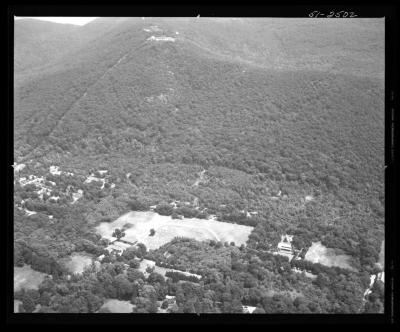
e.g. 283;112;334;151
84;170;115;190
17;174;56;201
49;165;73;177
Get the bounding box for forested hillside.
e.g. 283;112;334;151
13;17;385;314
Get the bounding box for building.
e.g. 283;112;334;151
276;234;295;260
105;241;132;254
242;306;257;314
147;36;175;42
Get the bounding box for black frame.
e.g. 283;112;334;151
5;2;398;326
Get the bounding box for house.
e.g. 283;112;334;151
103;235;118;243
13;163;26;174
105;241;132;254
242;306;256;314
49;165;61;175
276;234;295;260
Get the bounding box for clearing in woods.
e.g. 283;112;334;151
304;241;357;271
99;299;134;313
14;265;48;292
96;211;254;250
59;253;94;274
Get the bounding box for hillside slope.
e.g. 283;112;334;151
13;18;385;312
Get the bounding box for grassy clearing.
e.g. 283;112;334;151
59;253;93;274
14;265;48;292
99;299;134;313
304;241;356;271
96;211;253;250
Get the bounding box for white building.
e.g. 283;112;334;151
147;36;175;42
71;190;83;204
105;241;132;254
13;163;26;174
242;306;257;314
277;234;294;259
25;209;37;216
49;166;62;175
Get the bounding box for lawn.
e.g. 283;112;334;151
96;211;254;250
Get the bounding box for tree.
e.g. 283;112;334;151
38;291;52;306
161;300;169;309
146;265;155;274
148;272;165;284
127;268;145;282
128;258;140;268
171;212;182;219
121;247;139;261
253;307;266;314
154;204;174;216
114;274;134;300
129;200;149;211
112;228;125;240
21;294;36;313
149;228;156;237
137;243;147;257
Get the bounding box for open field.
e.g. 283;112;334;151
14;265;48;292
99;299;134;313
59;253;93;274
304;241;357;271
96;211;254;250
